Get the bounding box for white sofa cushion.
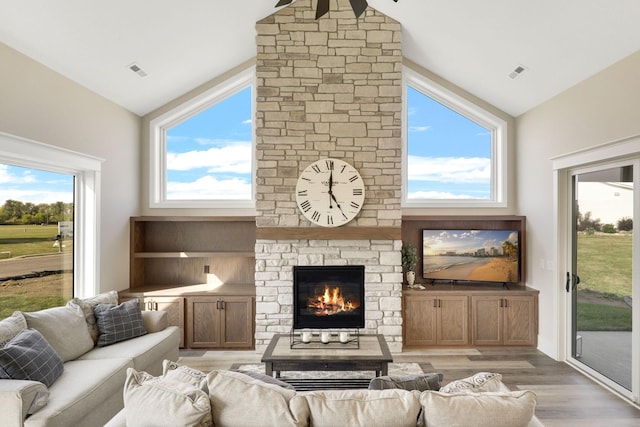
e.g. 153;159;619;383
291;389;421;427
0;311;27;347
163;360;209;392
24;358;132;427
22;305;94;362
78;326;180;376
0;329;63;387
420;390;537;427
207;369;307;427
67;290;119;343
124;367;212;427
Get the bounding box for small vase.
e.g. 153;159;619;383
406;271;416;287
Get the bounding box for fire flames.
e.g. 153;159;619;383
307;284;360;316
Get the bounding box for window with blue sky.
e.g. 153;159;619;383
165;86;253;201
407;86;492;200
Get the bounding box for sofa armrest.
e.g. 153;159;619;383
0;379;50;426
141;310;168;333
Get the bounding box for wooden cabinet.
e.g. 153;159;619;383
403;285;538;349
130;216;255;289
471;295;537;346
187;296;254;349
124;216;256;350
404;294;469;347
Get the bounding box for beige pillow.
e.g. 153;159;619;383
420;390;537;427
440;372;504;393
124;368;212;427
0;312;27;347
22;305;94;362
207;370;306;427
292;389;421;427
163;360;208;392
67;290;119;343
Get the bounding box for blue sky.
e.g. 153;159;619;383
0;164;73;205
2;85;492;204
407;86;491;200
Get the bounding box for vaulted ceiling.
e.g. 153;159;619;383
1;0;639;117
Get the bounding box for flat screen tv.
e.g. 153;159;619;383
422;229;520;284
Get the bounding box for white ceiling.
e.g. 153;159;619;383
1;0;639;117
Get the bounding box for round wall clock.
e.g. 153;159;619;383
295;158;365;227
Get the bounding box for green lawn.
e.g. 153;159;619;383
576;233;633;331
577;233;632;298
0;224;71;259
0;296;67;319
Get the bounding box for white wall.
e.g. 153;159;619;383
0;42;141;293
516;50;640;357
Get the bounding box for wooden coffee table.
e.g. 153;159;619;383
261;334;393;378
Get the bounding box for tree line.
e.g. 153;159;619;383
577;211;633;233
0;200;73;225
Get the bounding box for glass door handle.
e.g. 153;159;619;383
566;272;570;292
572;273;581;290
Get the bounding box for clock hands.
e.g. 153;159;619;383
327;171;348;219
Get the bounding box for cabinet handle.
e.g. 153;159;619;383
499;299;504;308
154;302;159;311
433;299;438;308
503;299;508;308
216;300;225;310
147;301;153;311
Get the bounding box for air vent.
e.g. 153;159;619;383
128;63;148;78
508;64;527;79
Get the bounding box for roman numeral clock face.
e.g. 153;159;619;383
295;158;365;227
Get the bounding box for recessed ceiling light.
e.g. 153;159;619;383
128;63;148;78
508;64;527;79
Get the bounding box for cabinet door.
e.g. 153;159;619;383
144;297;185;348
220;296;254;348
187;297;222;348
404;295;438;346
471;296;503;346
437;296;469;346
503;296;537;346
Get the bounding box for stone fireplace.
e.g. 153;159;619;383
254;0;403;353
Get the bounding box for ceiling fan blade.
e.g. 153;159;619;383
315;0;330;19
349;0;368;17
275;0;293;7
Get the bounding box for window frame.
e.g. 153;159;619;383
149;66;256;209
402;67;508;208
0;131;103;298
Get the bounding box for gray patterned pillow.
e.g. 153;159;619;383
0;312;27;347
0;329;64;387
93;299;147;347
67;290;119;343
439;372;503;393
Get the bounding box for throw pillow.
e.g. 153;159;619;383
124;368;212;427
67;290;118;344
207;370;306;427
368;373;443;391
0;329;64;387
93;299;147;347
0;311;27;347
420;390;537;427
291;389;422;427
439;371;504;393
163;360;209;393
22;305;94;362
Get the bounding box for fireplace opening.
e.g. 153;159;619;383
293;265;365;329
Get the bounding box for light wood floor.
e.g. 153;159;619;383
179;347;640;426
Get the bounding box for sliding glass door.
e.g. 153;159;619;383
568;162;635;396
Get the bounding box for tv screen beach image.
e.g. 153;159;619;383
423;229;519;283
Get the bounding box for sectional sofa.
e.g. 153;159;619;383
0;292;180;427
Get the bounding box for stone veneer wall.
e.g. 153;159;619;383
254;0;403;352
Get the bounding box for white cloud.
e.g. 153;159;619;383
408;126;431;132
0;164;36;185
167;175;251;200
167;142;251;173
1;189;73;204
407;155;490;183
242;119;252;125
407;190;478;199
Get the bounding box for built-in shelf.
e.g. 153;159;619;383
134;251;255;259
